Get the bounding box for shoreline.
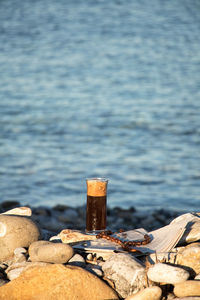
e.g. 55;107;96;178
0;200;191;233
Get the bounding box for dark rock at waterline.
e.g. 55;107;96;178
0;201;20;213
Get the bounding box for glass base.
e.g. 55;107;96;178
85;229;106;235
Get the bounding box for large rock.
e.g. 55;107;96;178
0;264;119;300
0;215;41;262
28;240;74;263
102;253;146;298
125;286;162;300
174;280;200;297
147;262;189;284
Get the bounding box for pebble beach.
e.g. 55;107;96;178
1;202;200;299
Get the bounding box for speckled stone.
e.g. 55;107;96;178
0;215;41;262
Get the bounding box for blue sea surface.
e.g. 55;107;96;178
0;0;200;211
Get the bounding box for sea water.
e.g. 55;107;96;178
0;0;200;211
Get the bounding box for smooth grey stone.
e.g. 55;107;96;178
29;240;74;264
102;253;146;298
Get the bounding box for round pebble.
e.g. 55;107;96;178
29;240;74;264
147;262;190;284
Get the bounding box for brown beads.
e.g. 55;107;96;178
96;231;151;253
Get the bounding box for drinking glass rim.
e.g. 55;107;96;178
86;177;108;182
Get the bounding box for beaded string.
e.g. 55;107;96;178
96;230;151;253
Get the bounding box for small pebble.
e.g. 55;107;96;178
68;254;85;267
86;253;93;261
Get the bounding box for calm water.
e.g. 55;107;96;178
0;0;200;211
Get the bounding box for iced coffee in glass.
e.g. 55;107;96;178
86;178;108;233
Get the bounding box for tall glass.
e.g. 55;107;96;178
86;178;108;233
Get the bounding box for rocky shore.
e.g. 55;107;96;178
0;200;185;233
1;201;200;299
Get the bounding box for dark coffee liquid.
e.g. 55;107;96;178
86;195;107;232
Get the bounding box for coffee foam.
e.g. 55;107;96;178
87;180;107;197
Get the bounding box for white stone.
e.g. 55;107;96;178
147;262;189;284
102;253;146;298
1;207;32;216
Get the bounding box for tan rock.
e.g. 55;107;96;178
0;215;41;262
174;280;200;297
29;240;74;263
179;220;200;245
176;243;200;275
0;264;119;300
125;286;162;300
